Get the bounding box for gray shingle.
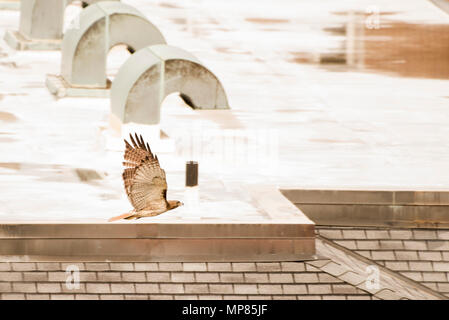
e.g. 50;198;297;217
232;263;256;272
171;272;195;283
244;273;269;283
371;251;395;261
366;230;389;239
36;263;60;271
356;240;380;250
109;263;134;271
0;263;11;272
293;273;319;283
305;264;321;272
124;294;149;300
220;273;244;283
11;263;36;272
389;230;413;240
85;263;109;271
76;294;100;300
135;284;159;294
280;262;306;272
422;282;438;290
97;272;121;282
258;284;283;295
342;230;366;239
198;295;223;300
256;263;281;272
433;262;449;272
422;272;446;282
413;230;437;240
346;295;372;300
384;261;408;271
331;284;359;294
427;241;449;251
317;273;343;283
307;284;332;295
334;240;357;250
322;295;346;300
437;283;449;292
269;273;294;283
146;272;170;282
418;251;442;261
400;272;423;282
183;263;207;272
26;294;50;300
12;283;36;293
395;251;419;260
121;272;146;282
379;241;404;250
437;230;449;240
403;241;427;251
282;284;307;295
158;263;183;272
185;284;208;294
207;263;232;272
159;284;184;294
318;229;343;239
209;284;233;294
234;284;258;294
134;263;158;271
354;250;372;259
86;283;110;294
195;273;220;283
408;262;433;271
110;283;135;294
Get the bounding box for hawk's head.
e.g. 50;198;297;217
168;200;183;210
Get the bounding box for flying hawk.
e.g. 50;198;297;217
108;133;182;221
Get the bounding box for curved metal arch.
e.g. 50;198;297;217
18;0;118;41
61;1;166;88
111;44;229;126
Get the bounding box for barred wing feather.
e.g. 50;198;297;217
122;133;168;211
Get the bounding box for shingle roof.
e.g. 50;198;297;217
0;260;374;300
2;227;447;300
317;226;449;299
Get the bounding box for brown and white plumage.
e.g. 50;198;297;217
108;133;182;221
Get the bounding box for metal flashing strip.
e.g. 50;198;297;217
282;189;449;228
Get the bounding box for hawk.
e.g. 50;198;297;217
108;133;182;221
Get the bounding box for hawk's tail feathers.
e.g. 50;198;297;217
108;212;137;222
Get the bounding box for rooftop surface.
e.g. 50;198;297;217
1;0;449;222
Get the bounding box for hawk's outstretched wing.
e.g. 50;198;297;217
122;133;168;211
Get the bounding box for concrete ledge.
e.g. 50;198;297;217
46;74;110;98
282;189;449;228
0;222;315;262
4;30;61;51
0;187;316;262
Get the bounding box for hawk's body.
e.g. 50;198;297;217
108;133;182;222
